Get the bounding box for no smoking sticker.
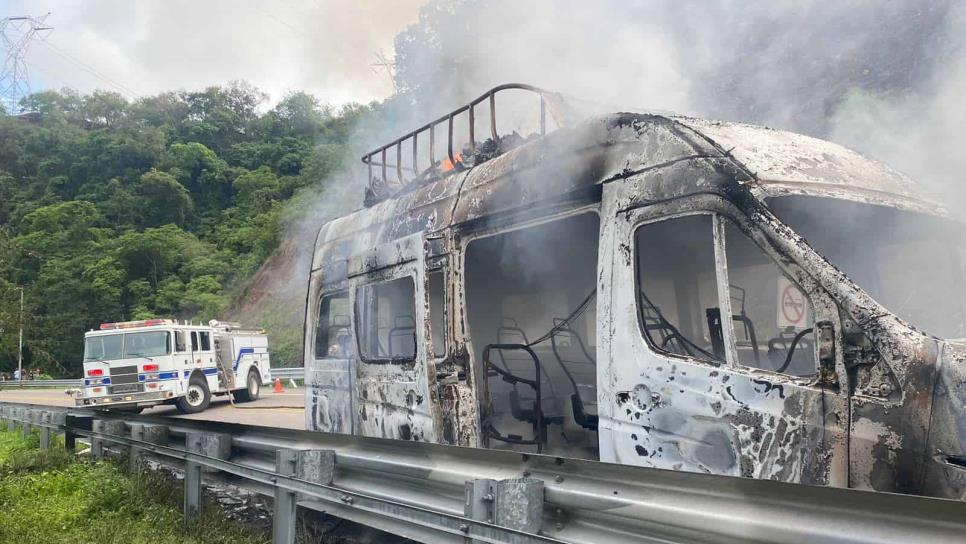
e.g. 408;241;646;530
777;276;808;329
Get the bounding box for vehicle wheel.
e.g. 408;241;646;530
175;375;211;414
233;369;261;403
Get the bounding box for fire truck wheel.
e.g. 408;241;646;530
175;375;211;414
233;369;261;403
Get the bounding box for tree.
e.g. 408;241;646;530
232;166;280;211
136;170;193;227
0;84;369;374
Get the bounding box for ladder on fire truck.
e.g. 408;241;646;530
210;321;245;391
213;336;235;391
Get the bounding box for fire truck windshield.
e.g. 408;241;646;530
770;196;966;339
84;331;171;362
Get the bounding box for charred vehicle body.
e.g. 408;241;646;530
303;84;966;499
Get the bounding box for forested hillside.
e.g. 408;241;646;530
0;84;369;376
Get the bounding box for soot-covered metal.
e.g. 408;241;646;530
302;91;966;500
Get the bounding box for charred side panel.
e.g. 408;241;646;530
924;341;966;499
718;168;943;495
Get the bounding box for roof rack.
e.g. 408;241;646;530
361;83;571;204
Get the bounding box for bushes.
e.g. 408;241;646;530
0;430;268;544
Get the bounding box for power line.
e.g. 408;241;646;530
36;39;142;99
0;13;54;113
370;49;397;93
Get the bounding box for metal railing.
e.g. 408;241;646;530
361;83;571;197
0;378;81;387
267;367;304;380
0;367;305;388
2;400;965;544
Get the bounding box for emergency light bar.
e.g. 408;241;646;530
99;318;175;330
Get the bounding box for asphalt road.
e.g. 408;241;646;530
0;386;306;430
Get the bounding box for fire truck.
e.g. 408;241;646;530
76;318;271;413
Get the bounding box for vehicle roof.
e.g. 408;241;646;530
85;324;210;337
312;112;947;272
675;117;936;210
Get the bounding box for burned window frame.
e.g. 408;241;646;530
314;289;352;360
719;216;820;378
458;206;602;354
426;264;448;359
354;275;419;364
626;197;841;383
632;211;725;366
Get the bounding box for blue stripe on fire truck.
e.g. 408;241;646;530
181;368;219;377
232;347;255;371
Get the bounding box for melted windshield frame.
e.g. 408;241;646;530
768;195;966;339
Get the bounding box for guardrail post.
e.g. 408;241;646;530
184;432;231;521
64;414;81;452
6;413;14;433
273;448;298;544
91;419;105;459
129;424;144;470
464;478;498;543
184;458;203;520
465;478;497;524
21;410;31;439
39;413;50;450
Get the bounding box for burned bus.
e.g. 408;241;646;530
303;84;966;499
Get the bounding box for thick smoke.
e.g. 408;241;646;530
7;0;424;105
390;0;962;201
828;3;966;202
241;0;966;364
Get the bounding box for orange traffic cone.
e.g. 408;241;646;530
273;377;284;393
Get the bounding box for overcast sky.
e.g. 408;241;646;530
3;0;424;106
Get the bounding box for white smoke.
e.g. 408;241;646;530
828;3;966;204
240;0;966;364
387;0;963;203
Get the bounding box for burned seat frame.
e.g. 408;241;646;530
481;343;548;452
549;318;599;431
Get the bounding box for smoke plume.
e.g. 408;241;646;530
389;0;962;202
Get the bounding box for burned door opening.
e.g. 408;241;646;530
308;290;353;434
602;206;847;484
465;212;600;459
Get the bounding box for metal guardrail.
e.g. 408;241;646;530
2;401;966;544
0;379;80;387
0;368;305;388
267;367;304;379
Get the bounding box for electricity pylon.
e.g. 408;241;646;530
0;13;53;114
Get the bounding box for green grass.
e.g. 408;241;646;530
0;429;269;544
